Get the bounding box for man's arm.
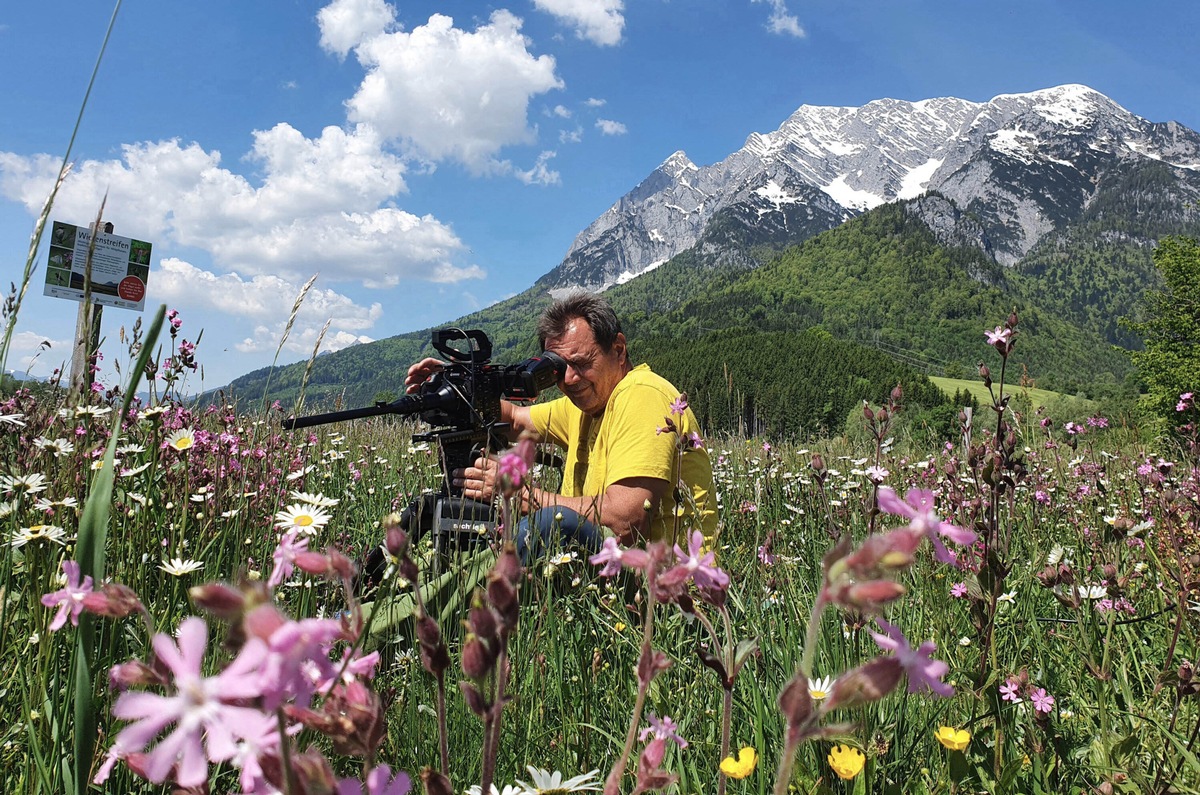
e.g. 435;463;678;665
453;457;668;545
500;399;536;436
524;477;669;545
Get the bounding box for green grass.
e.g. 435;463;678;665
2;374;1197;794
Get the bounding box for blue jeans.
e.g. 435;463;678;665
517;507;605;564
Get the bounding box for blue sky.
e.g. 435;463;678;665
3;0;1199;390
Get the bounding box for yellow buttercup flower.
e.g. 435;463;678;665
935;725;970;751
720;746;758;779
827;744;865;780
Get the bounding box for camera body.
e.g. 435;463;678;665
282;328;565;556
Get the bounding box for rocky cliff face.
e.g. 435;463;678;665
539;84;1200;292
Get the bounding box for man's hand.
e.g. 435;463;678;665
453;454;500;503
405;357;445;394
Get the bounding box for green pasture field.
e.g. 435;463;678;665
929;375;1095;412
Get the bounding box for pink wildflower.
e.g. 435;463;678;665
589;536;650;577
1030;687;1055;714
104;617;271;788
757;544;777;566
41;559;94;631
269;529;310;588
497;450;529;489
949;582;968;598
669;394;688;416
668;530;730;592
869;618;953;697
639;712;687;748
260;617;345;710
336;764;413;795
999;678;1022;703
876;487;977;567
985;325;1014;354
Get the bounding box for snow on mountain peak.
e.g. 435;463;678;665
546;84;1200;292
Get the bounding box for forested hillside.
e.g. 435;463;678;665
625;203;1130;395
1008;161;1193;349
222;198;1141;416
636;327;948;439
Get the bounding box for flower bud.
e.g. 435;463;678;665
824;656;903;711
188;582;246;618
863;403;875;421
415;612;442;647
384;527;408;557
825;580;907;612
488;576;520;632
493;544;522;587
243;603;288;643
467;595;499;641
82;583;146;619
108;660;163;691
399;558;419;583
459;681;491;716
421;767;454;795
461;633;497;679
261;747;336;795
777;673;813;731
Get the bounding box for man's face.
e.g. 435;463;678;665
544;317;627;417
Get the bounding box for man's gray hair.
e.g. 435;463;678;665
537;291;623;351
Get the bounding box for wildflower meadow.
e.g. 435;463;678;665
2;283;1199;795
3;32;1199;793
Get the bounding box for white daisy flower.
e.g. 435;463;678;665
808;675;834;701
160;557;204;576
275;503;332;534
289;490;340;508
0;413;26;427
11;524;68;548
517;766;602;793
164;428;196;452
2;473;49;495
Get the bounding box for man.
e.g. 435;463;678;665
405;292;718;560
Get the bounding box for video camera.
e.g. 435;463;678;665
282;328;565;557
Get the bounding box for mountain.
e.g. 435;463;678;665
542;84;1200;291
220;84;1200;417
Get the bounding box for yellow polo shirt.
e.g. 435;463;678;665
528;364;719;547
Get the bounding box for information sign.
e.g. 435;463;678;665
43;221;152;311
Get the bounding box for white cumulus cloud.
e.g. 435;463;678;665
532;0;624;47
154;258;383;356
753;0;805;38
317;0;397;59
0;124;481;287
596;118;627;136
4;330;71;378
344;11;564;173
